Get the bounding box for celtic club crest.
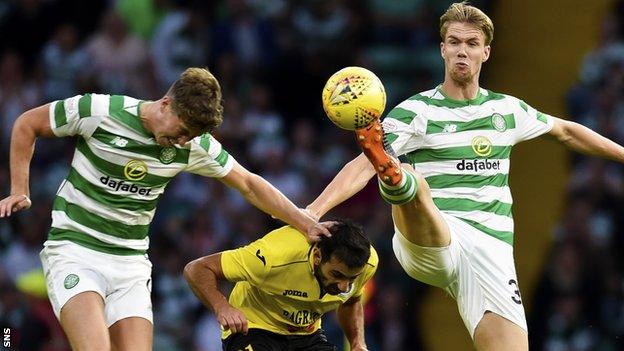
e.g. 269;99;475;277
64;274;80;289
159;147;177;164
491;113;507;132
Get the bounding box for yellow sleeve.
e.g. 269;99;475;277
221;237;272;286
352;246;379;298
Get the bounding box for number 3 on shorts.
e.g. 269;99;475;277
508;279;522;305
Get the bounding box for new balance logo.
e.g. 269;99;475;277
110;136;128;147
442;124;458;133
255;250;266;266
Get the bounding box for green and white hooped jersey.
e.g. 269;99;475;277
382;87;554;246
48;94;234;255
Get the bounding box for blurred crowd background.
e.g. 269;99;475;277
0;0;623;350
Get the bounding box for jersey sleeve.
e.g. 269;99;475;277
351;246;379;298
382;100;427;157
221;237;271;285
513;98;555;143
49;94;103;138
184;133;235;177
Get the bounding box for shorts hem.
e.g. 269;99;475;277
56;289;106;320
469;307;528;339
106;314;153;328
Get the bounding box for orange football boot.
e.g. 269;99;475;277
355;118;402;185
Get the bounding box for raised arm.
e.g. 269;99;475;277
0;104;55;217
547;117;624;163
336;295;368;351
219;161;331;242
306;153;376;219
184;253;249;334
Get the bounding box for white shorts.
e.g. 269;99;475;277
392;213;526;338
40;240;153;327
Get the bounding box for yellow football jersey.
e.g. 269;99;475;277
220;226;378;338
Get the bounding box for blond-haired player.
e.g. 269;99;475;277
307;3;624;350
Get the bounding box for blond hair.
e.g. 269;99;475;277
440;2;494;45
167;67;224;134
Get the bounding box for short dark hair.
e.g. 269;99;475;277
317;220;371;269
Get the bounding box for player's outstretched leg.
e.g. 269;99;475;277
356;118;418;205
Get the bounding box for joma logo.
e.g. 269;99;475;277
283;289;308;298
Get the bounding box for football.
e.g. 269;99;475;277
321;66;386;130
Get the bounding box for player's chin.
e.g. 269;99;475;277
450;70;472;84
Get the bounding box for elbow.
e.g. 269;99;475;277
558;133;573;146
183;260;199;284
184;255;224;294
555;121;577;145
239;173;261;199
13;112;44;139
12;114;31;135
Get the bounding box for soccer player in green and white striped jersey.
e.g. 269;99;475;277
308;3;624;351
0;67;331;351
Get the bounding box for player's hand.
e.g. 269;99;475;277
216;304;249;335
0;195;32;218
305;221;337;243
350;346;369;351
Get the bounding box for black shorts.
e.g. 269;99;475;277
222;328;337;351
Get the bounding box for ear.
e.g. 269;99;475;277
160;96;171;113
483;45;491;62
440;42;446;59
313;247;321;265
